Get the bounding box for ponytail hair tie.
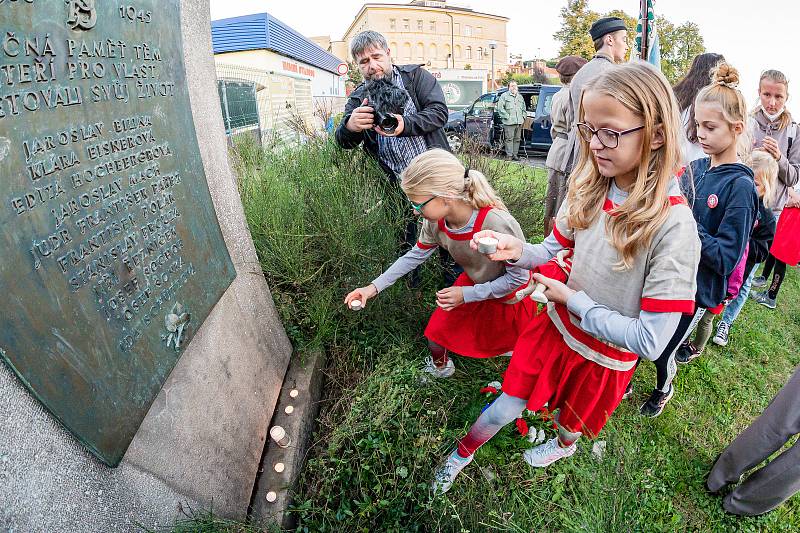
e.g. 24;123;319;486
463;167;471;189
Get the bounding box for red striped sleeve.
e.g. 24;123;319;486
640;298;695;314
416;241;438;250
553;226;574;247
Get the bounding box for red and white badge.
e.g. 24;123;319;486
707;194;719;208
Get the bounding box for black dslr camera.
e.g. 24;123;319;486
364;77;409;134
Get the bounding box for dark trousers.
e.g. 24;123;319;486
707;365;800;515
652;307;706;392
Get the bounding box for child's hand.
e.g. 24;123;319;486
344;284;378;309
532;273;576;306
436;286;464;311
471;230;523;262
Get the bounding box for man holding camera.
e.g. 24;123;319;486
336;31;455;284
336;30;450;182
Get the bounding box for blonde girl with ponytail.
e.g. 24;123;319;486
647;62;759;414
345;148;536;378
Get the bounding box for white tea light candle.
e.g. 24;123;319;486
477;237;499;254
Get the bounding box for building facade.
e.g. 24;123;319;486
314;1;509;81
212;13;348;99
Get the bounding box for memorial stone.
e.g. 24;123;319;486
0;0;235;465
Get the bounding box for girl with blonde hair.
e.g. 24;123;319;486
711;151;778;346
431;62;701;493
748;69;800;309
642;63;758;416
345;148;536;378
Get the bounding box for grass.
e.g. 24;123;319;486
194;136;799;532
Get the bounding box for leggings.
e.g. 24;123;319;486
691;311;716;353
653;307;706;392
456;393;581;458
762;254;787;300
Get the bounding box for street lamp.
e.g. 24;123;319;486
489;40;497;90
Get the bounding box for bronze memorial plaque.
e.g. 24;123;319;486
0;0;236;466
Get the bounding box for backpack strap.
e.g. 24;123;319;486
789;122;797;151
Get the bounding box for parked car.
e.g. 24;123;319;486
445;84;560;156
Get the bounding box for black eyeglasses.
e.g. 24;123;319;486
576;122;645;149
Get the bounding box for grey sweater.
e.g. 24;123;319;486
750;109;800;215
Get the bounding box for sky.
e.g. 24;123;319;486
210;1;800;103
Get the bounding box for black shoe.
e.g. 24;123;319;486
639;385;674;418
675;342;701;364
511;155;520;161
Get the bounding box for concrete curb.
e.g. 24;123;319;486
249;349;327;529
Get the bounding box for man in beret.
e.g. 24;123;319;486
544;55;587;235
563;16;629;174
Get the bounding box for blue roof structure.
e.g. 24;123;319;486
211;13;344;75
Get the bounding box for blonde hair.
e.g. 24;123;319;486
750;150;778;208
400;149;507;211
567;62;682;270
695;63;750;162
754;69;792;130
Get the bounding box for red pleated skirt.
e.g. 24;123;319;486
501;310;635;437
424;273;537;358
771;207;800;266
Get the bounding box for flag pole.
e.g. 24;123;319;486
639;0;649;60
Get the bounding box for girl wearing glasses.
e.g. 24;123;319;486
640;63;759;417
344;148;536;379
432;63;700;493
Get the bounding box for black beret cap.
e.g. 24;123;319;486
589;16;627;41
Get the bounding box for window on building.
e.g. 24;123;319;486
390;18;396;30
416;42;424;59
477;26;483;36
429;43;438;59
443;21;450;34
390;42;398;55
403;19;410;31
417;19;423;31
217;80;259;133
455;45;461;58
464;25;472;37
429;20;436;32
402;42;412;59
477;46;483;59
454;23;460;35
466;46;472;59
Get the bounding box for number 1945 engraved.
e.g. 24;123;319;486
119;5;152;23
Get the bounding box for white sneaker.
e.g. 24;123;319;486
423;356;455;378
712;321;730;346
432;451;473;495
523;437;577;467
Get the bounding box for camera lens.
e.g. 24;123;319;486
380;114;398;132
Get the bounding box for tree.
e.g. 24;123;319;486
553;0;598;60
658;20;705;84
347;61;363;86
553;0;706;79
